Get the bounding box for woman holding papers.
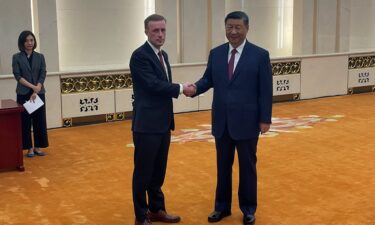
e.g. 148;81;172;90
12;30;48;157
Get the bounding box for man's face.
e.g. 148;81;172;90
145;20;166;49
225;18;249;48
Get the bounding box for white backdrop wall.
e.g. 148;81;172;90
349;0;375;51
210;0;226;50
1;0;375;76
316;0;338;54
36;0;60;72
292;0;316;55
155;0;179;64
180;0;209;63
0;0;32;75
56;0;146;71
244;0;294;57
338;0;351;53
225;0;294;57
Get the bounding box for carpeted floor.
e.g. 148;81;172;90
1;92;375;225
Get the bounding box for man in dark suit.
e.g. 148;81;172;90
129;14;194;225
190;11;273;225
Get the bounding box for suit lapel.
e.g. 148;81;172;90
155;51;167;77
144;42;169;81
20;53;32;72
219;44;231;85
229;41;250;85
31;53;38;73
163;52;172;82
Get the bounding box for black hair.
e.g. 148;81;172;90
225;11;249;26
18;30;37;52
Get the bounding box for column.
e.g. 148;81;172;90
0;0;32;75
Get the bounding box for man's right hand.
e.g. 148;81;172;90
183;82;196;97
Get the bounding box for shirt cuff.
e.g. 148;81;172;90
179;84;183;94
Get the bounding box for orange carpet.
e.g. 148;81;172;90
0;92;375;225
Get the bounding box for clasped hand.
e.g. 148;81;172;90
33;83;42;94
183;82;196;97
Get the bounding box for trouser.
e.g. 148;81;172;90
214;127;259;215
17;92;48;150
132;131;171;222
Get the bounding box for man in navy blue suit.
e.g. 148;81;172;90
130;14;194;225
190;11;273;225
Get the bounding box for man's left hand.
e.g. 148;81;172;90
259;123;271;134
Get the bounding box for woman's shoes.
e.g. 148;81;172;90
26;151;35;157
34;150;46;156
26;148;46;157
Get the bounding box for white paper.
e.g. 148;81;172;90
23;95;44;114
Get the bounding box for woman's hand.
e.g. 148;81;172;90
30;92;37;102
33;83;42;94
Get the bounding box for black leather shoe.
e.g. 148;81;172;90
208;211;231;223
243;214;255;225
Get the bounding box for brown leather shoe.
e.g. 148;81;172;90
148;210;181;223
135;218;152;225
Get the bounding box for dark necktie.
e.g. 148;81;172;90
228;48;237;80
158;51;169;81
158;51;166;72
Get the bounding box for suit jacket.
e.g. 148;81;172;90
130;42;180;134
195;41;273;140
12;51;47;95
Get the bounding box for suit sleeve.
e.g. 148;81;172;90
37;54;47;84
12;54;22;82
194;50;214;96
130;51;180;98
258;51;273;124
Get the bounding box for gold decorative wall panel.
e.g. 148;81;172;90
271;61;301;76
61;74;132;94
115;112;125;121
348;56;375;69
63;118;72;127
106;113;115;122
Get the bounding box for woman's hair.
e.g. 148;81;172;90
18;30;37;52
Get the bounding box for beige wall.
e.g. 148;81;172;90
155;0;179;64
245;0;294;57
56;0;146;71
180;0;209;63
1;0;375;76
37;0;60;72
292;0;314;55
349;0;375;51
0;0;32;75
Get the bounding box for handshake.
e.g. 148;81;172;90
182;82;197;97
